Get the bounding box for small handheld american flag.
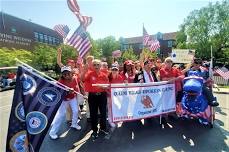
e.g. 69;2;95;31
53;24;70;39
143;26;160;52
67;25;92;58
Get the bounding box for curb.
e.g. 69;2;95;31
0;86;15;92
213;91;229;94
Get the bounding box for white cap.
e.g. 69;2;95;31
61;66;72;73
111;63;119;70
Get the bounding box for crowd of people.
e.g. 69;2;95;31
49;47;219;140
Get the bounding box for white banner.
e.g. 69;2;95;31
110;83;176;122
171;49;195;63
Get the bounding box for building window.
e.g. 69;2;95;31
168;41;173;48
34;32;39;42
44;35;48;43
123;44;129;50
56;38;60;45
52;37;56;45
157;32;163;40
39;33;44;43
11;27;17;34
139;44;143;49
48;36;53;44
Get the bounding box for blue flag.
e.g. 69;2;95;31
6;66;67;152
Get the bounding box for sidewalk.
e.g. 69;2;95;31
213;87;229;94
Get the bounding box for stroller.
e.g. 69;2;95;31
176;71;215;128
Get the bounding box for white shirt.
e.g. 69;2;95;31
143;70;154;83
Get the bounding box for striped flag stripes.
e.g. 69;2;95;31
215;67;229;80
67;25;92;58
53;24;70;38
67;0;92;28
143;26;160;52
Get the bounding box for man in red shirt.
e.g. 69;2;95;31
159;57;184;95
81;59;109;140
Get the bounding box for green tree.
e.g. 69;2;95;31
94;36;120;64
59;44;77;65
121;47;138;62
139;48;157;61
0;47;33;67
177;0;229;63
32;44;58;70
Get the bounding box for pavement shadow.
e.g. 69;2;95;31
215;106;227;116
40;116;91;152
69;117;229;152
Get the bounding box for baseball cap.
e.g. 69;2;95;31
61;66;72;73
124;60;134;65
111;63;119;70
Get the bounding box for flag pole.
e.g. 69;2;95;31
15;58;85;97
209;45;213;78
1;0;5;30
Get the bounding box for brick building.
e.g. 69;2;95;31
120;32;177;58
0;12;62;50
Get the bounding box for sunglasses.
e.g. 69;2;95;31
62;72;71;76
93;64;100;66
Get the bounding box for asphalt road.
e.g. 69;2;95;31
0;90;228;152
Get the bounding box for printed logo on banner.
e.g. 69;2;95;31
37;87;61;106
15;102;25;122
20;74;37;95
26;111;48;135
141;95;154;109
9;130;34;152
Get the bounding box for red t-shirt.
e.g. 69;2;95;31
159;67;183;92
84;70;109;93
110;74;124;84
58;76;80;101
7;73;16;79
84;67;93;92
121;72;135;83
100;69;109;77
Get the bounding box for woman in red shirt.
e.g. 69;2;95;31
49;66;81;140
107;63;124;129
121;60;136;83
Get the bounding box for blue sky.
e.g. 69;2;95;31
1;0;220;40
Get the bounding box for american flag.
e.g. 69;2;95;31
149;40;160;52
53;24;70;38
143;26;160;52
67;0;92;28
143;26;150;46
215;67;229;80
67;25;92;58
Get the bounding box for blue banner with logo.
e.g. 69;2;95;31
6;66;67;152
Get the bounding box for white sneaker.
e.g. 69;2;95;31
71;124;81;130
49;133;58;140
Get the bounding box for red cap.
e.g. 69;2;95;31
124;60;134;65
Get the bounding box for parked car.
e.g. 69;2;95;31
0;67;17;91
